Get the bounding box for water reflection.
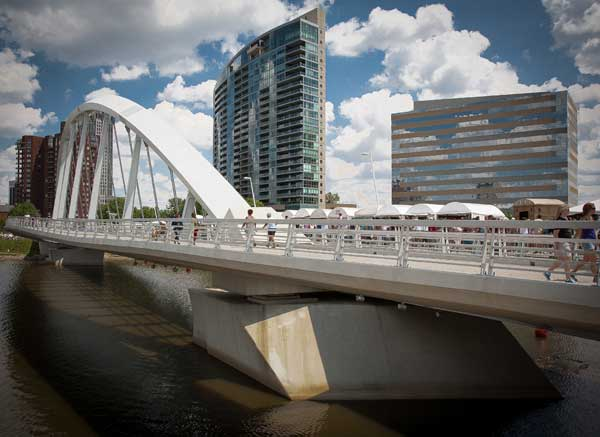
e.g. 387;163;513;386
0;257;599;436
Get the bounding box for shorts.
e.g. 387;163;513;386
582;242;596;252
268;231;276;236
555;242;571;257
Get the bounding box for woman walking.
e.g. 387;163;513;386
571;202;598;284
544;206;575;283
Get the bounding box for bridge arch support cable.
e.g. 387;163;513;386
145;141;160;219
113;119;128;201
125;126;144;219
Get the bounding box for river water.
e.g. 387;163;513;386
1;256;599;436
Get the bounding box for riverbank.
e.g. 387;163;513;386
0;238;32;256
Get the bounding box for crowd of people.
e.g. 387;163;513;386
197;204;599;284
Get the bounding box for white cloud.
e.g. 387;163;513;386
156;76;215;109
84;87;118;102
0;144;16;174
157;55;204;77
328;5;565;100
149;101;213;151
0;1;314;74
328;5;453;57
568;83;600;105
0;104;56;137
0;145;16;204
325;100;335;127
101;63;150;82
542;0;600;75
327;89;413;207
0;48;40;103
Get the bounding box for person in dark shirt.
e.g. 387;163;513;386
544;206;575;283
171;214;183;244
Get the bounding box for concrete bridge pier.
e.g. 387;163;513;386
40;241;104;266
188;285;559;401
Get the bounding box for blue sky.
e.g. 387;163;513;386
0;0;599;207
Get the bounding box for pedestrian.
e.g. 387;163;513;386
263;212;277;248
241;209;256;248
192;215;199;245
544;206;575;283
571;202;598;284
171;214;183;244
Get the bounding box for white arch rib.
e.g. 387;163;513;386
56;94;249;219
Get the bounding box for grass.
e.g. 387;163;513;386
0;238;32;256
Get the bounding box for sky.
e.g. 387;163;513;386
0;0;599;208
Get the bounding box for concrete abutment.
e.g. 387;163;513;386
189;287;559;401
40;241;104;266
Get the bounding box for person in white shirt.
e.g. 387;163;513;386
241;209;256;248
263;212;277;248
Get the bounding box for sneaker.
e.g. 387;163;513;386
565;278;576;284
570;274;578;282
544;271;551;281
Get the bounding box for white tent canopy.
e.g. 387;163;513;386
375;204;412;218
405;204;443;217
282;210;297;219
570;199;600;214
293;208;316;219
354;206;378;218
328;207;358;219
310;208;332;219
438;202;506;219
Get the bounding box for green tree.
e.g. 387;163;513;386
9;202;39;217
97;197;125;219
245;197;264;207
325;192;340;205
194;201;205;217
134;206;159;219
161;197;185;218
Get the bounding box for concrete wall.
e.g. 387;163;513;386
189;288;558;400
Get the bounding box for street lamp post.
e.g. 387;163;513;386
243;176;256;207
361;151;380;207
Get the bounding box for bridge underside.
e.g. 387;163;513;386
12;227;600;342
190;288;559;400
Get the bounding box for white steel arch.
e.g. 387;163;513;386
53;94;249;219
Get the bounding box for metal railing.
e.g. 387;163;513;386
6;216;600;284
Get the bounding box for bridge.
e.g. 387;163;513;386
6;95;600;401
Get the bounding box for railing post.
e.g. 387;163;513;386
334;227;344;261
442;227;448;254
480;227;495;276
397;226;408;268
213;223;221;249
284;223;295;257
480;227;488;275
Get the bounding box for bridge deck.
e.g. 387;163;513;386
6;217;600;340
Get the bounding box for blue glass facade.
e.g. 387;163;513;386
213;8;326;209
391;91;578;209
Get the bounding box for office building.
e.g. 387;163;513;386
8;180;16;206
213;8;326;209
391;91;578;208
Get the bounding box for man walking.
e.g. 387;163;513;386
242;209;256;251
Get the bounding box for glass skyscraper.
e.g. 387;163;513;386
213;8;326;209
391;91;578;209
